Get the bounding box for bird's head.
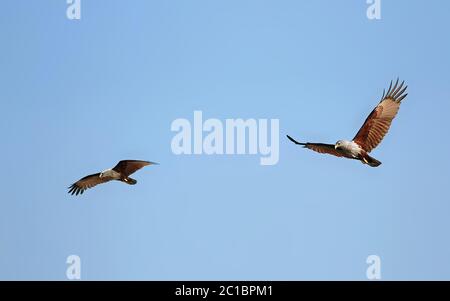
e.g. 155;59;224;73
335;140;344;150
99;169;112;178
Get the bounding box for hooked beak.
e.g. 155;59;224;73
335;145;339;150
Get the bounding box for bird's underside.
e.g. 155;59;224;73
68;160;157;196
287;79;408;167
286;135;381;167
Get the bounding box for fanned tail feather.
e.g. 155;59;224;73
363;154;382;167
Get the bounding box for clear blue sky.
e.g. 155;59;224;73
1;0;450;280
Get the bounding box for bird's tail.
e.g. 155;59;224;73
286;135;307;146
362;154;382;167
122;177;137;185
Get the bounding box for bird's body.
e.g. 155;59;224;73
100;169;121;180
68;160;157;195
287;79;408;167
335;140;362;159
99;168;137;184
335;140;381;167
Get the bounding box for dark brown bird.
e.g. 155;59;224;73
287;79;408;167
68;160;157;196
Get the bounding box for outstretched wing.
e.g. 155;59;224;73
112;160;155;176
68;173;112;196
353;79;408;152
287;135;344;157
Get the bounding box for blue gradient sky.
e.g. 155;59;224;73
1;0;450;280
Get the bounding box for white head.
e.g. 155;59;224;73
99;169;114;178
335;140;351;150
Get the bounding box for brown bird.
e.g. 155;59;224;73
68;160;158;195
287;79;408;167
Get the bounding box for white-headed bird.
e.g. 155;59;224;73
68;160;158;195
287;79;408;167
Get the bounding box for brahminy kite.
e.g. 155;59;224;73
287;79;408;167
68;160;157;195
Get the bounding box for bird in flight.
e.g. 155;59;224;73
68;160;158;195
287;79;408;167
